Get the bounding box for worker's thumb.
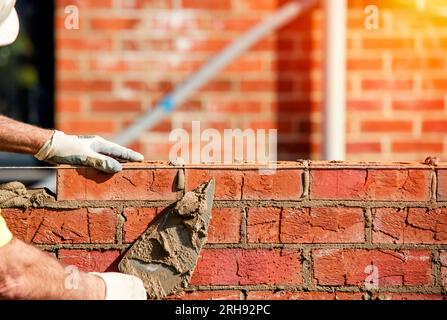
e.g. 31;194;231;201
90;272;147;300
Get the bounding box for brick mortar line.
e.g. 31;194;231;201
116;207;125;245
433;250;441;288
365;208;372;244
36;244;130;251
315;286;445;294
435;169;441;201
188;285;306;292
301;248;313;291
37;243;447;251
241;208;247;245
431;170;438;202
203;243;447;250
18;200;447;209
186;285;445;294
301;160;310;199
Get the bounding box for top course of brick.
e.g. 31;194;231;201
56;161;446;202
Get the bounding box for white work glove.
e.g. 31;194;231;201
35;130;144;173
90;272;147;300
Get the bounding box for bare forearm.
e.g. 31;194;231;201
0;115;53;155
0;238;105;300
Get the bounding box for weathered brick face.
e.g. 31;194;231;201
4;161;447;300
55;0;447;162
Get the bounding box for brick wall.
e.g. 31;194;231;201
3;161;447;300
54;0;447;162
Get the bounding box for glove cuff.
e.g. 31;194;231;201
34;130;62;161
89;272;147;300
0;211;13;248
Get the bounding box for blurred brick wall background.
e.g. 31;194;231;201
55;0;447;162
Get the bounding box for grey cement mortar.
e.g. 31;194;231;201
0;181;54;208
118;179;215;299
9;198;447;211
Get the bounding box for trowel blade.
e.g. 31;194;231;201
118;179;215;299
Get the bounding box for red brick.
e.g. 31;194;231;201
361;121;413;133
191;249;301;286
313;249;432;287
1;208;41;242
347;58;383;70
57;58;79;72
201;80;233;91
394;58;445;71
56;37;113;51
57;168;86;201
182;0;231;10
440;251;447;290
423;78;447;90
242;170;303;200
361;38;414;50
373;293;446;300
347;142;381;154
56;79;112;92
281;207;365;243
423;121;447;133
334;292;367;300
56;97;81;113
224;59;264;74
58;250;121;272
392;141;443;153
247;208;281;243
91;100;142;112
91;18;140;30
208;208;241;244
438;169;447;201
168;291;241;300
119;0;171;9
393;99;444;111
185;169;243;200
310;169;431;201
2;208;116;244
246;291;364;300
58;119;115;135
56;0;112;8
123;208;158;243
85;169;176;201
208;101;262;113
57;167;177;201
422;38;447;49
238;0;279;11
87;208;117;243
373;208;447;244
362;79;413;91
347;100;382;111
218;17;257;31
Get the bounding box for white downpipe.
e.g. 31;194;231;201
323;0;346;160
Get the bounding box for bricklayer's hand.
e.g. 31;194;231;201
34;130;144;173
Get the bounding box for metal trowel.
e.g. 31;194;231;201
118;179;215;299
